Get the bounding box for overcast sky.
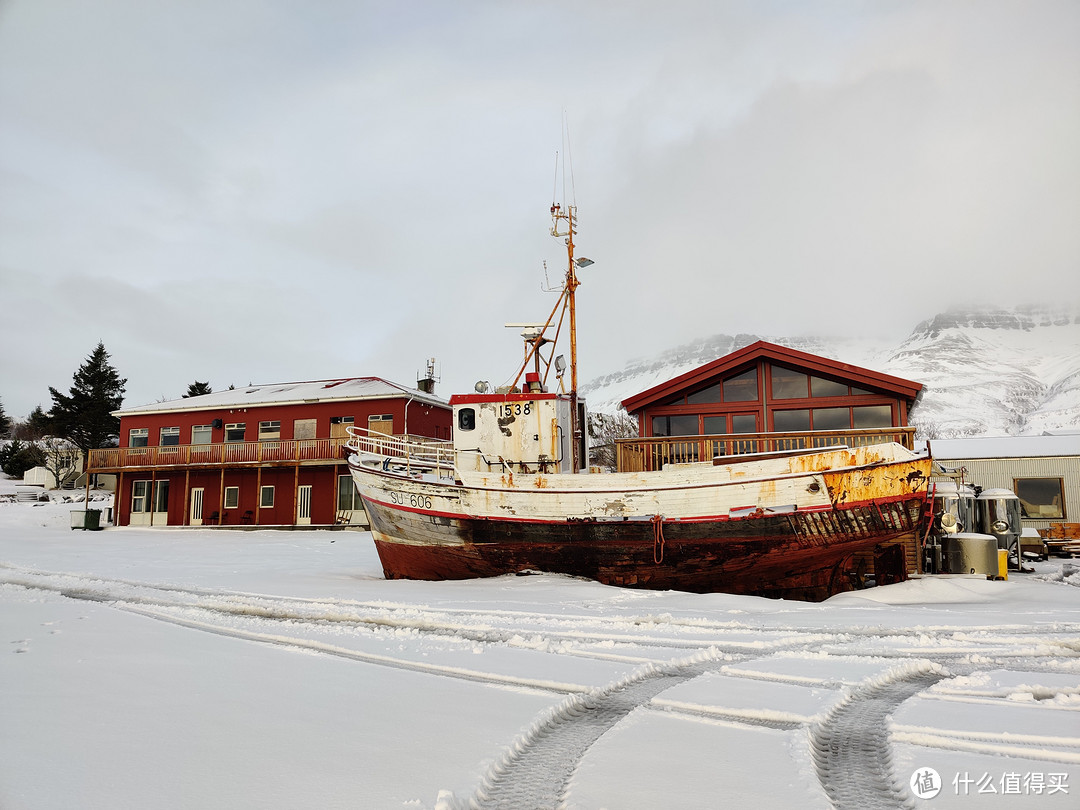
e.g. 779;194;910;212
2;1;1078;419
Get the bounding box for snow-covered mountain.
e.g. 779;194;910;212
581;306;1080;438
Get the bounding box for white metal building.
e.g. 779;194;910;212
922;433;1080;532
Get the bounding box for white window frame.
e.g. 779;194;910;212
224;486;240;509
129;428;149;448
225;423;246;443
260;486;275;508
258;420;281;441
132;480;150;512
160;426;180;446
191;425;213;445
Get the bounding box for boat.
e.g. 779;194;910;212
343;199;933;600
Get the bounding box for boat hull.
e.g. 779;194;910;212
347;446;932;600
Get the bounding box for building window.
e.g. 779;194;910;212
852;405;892;428
132;480;149;512
338;475;362;511
224;487;239;509
703;415;727;434
652;415;699;436
722;369;758;402
294;418;318;440
771;366;808;399
192;425;213;445
812;407;850;431
130;428;149;447
160;427;180;446
330;416;354;439
258;421;281;441
1015;478;1065;519
810;376;848;397
773;409;810;431
225;423;246;443
369;414;394;435
687;382;724;405
260;486;275;508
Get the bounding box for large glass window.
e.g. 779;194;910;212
773;409;810;431
771;367;808;399
702;416;727;434
652;415;699;436
730;414;757;433
688;383;724;405
810;376;848;397
225;423;246;442
1015;478;1065;519
129;428;149;447
812;407;850;431
160;427;180;446
722;369;759;402
852;405;892;428
258;421;281;441
191;425;213;445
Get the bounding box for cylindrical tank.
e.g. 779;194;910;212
977;488;1022;563
933;481;977;535
941;532;1000;575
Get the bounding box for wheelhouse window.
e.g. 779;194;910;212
260;486;274;508
458;408;475;431
258;421;281;441
129;428;149;447
224;487;239;509
160;427;180;446
191;425;213;445
1015;478;1065;519
225;423;246;443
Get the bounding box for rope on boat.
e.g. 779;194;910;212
651;514;666;564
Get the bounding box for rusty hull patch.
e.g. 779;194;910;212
822;457;930;506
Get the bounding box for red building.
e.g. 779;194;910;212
618;341;922;470
88;378;451;528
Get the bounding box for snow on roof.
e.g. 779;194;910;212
918;433;1080;460
115;377;448;416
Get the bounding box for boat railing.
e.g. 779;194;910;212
345;426;458;479
615;427;917;472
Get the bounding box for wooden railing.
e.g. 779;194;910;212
88;437;352;471
615;427;917;472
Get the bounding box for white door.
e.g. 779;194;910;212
297;485;312;525
190;488;204;526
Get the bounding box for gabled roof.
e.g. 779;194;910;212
115;377;449;417
621;341;922;413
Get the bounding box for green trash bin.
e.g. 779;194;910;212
84;509;101;531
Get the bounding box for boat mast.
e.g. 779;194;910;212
551;201;582;471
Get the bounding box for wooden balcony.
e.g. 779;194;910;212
88;437;351;472
615;427;917;472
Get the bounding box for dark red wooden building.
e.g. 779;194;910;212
618;341;922;470
88;378;451;528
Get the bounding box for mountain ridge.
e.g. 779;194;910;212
581;306;1080;438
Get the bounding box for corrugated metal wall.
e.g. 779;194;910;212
932;455;1079;531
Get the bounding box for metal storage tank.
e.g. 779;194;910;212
977;488;1022;567
941;532;1000;576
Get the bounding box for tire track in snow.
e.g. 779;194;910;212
461;654;728;810
810;662;948;810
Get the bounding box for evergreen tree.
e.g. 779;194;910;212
183;380;213;398
24;405;52;439
48;342;127;459
0;398;11;438
0;439;46;478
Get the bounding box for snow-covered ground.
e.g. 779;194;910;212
2;478;1078;809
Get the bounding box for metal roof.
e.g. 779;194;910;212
114;377;449;417
920;433;1080;460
